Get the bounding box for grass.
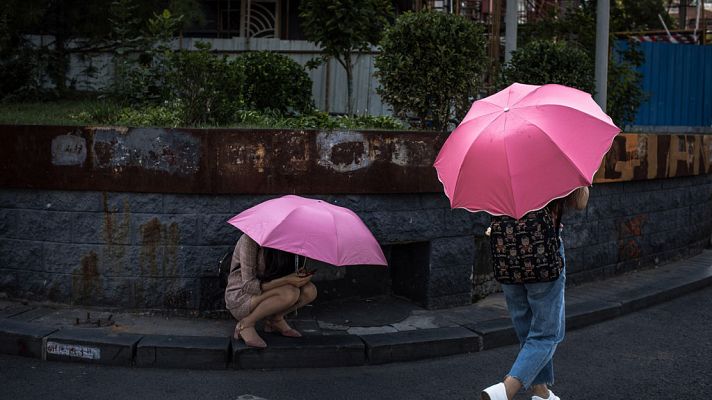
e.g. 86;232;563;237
0;99;410;130
0;100;98;126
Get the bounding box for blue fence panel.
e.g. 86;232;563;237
632;42;712;127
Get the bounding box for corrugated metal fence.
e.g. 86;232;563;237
46;35;391;116
181;37;390;115
634;42;712;127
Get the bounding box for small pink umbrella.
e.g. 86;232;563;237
434;83;620;219
227;195;387;266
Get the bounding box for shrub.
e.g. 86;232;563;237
499;40;595;94
164;42;243;125
335;114;405;130
236;51;314;114
606;41;646;127
70;101;182;127
232;110;406;130
112;60;168;105
375;11;487;131
115;104;183;127
0;47;44;102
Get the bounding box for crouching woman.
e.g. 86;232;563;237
225;234;317;348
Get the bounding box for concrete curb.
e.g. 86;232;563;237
1;263;711;370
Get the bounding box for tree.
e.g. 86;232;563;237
499;40;595;94
7;0;203;96
375;11;487;131
299;0;393;115
611;0;676;32
516;0;669;127
0;0;46;99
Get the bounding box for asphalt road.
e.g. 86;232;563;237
2;286;711;400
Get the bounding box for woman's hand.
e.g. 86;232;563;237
283;272;312;288
570;186;590;210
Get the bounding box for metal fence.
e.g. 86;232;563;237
633;41;712;127
35;35;392;116
182;37;390;115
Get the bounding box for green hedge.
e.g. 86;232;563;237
375;11;487;131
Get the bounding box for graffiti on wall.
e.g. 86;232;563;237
594;134;712;183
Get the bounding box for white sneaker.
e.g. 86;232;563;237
481;382;508;400
532;390;560;400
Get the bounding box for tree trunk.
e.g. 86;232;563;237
345;53;353;115
53;36;68;94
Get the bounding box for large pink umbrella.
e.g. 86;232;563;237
227;195;387;266
434;83;620;219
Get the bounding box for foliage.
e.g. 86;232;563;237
235;110;406;130
236;51;314;114
0;0;47;100
520;0;674;48
606;40;647;127
515;0;660;127
375;11;487;131
0;0;202;96
167;0;206;33
163;42;243;125
0;47;45;101
610;0;675;32
299;0;393;115
499;40;595;94
110;6;183;105
3;98;407;130
0;100;99;125
114;104;183;127
71;102;182;127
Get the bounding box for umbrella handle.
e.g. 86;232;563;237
291;255;309;318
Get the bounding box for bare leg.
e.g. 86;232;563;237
274;282;318;321
269;283;318;335
504;376;523;400
238;285;300;344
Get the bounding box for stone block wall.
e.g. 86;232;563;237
0;190;489;311
1;173;710;312
472;173;712;297
561;173;712;284
1;126;710;311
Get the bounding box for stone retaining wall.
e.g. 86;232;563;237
1;125;710;311
1;174;710;311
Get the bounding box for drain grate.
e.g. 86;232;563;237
73;312;115;328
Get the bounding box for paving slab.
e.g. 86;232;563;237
0;304;33;318
44;328;142;366
233;334;365;369
0;318;58;358
362;327;481;364
0;250;710;369
465;318;518;350
8;307;54;322
565;298;622;330
136;334;230;369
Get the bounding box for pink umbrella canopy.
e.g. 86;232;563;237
227;195;387;266
434;83;620;219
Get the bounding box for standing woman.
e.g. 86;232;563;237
225;234;318;348
481;186;589;400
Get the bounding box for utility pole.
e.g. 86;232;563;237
680;0;688;29
490;0;503;83
505;0;518;62
594;0;609;110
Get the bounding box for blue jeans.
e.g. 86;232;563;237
500;243;566;389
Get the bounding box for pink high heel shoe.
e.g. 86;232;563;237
234;322;267;348
264;318;302;338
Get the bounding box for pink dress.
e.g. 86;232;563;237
224;235;266;320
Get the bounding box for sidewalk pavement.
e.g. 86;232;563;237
2;249;711;370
